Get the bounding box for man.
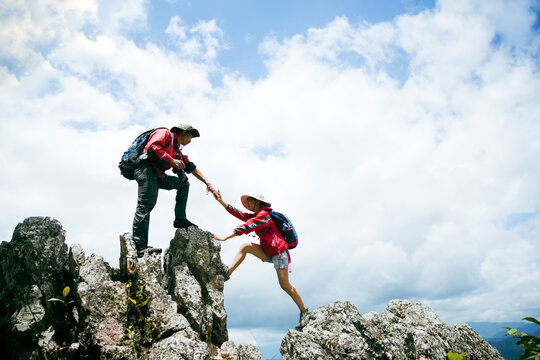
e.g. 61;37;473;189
132;124;216;256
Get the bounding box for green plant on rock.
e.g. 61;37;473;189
504;317;540;360
127;280;150;308
118;279;158;352
48;286;74;306
144;316;157;336
447;351;466;360
119;324;140;351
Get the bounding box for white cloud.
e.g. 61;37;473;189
0;0;98;74
0;0;539;349
207;0;540;326
166;16;226;62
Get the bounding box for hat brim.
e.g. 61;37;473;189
171;127;200;138
241;194;271;210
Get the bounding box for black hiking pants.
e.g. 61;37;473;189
132;164;189;251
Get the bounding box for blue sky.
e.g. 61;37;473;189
142;0;435;80
1;1;540;359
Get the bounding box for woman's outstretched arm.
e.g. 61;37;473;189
213;189;228;208
213;233;237;241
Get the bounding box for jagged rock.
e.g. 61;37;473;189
3;217;505;360
164;227;229;346
281;300;504;360
119;232;138;278
210;340;238;359
281;301;383;359
119;233;208;357
0;217;260;360
237;344;262;360
209;341;261;360
0;217;71;359
0;217;503;360
100;345;138;360
449;323;505;360
10;284;46;333
367;300;503;359
72;251;132;356
144;330;211;360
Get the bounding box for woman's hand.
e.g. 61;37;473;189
206;183;217;196
213;233;236;242
213;190;227;208
213;234;226;241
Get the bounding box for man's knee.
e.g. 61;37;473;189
136;196;158;212
180;180;189;193
167;176;189;191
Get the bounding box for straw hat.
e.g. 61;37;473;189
241;193;271;209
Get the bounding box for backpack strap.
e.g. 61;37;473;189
165;129;173;148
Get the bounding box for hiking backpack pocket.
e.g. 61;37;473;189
118;127;169;180
267;210;298;249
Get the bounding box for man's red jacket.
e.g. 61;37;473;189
142;128;193;180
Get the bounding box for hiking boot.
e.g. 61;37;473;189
137;247;162;258
173;218;198;229
296;309;310;330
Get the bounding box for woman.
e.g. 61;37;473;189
212;191;309;327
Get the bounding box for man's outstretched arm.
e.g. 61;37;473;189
191;168;216;195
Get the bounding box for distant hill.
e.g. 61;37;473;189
469;321;540;360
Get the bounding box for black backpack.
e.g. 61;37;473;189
118;127;170;180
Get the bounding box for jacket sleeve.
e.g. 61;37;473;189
179;153;196;173
147;129;174;164
232;210;272;236
226;205;251;222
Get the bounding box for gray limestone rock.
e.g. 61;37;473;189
209;341;261;360
238;343;262;360
0;218;237;359
164;227;229;346
5;217;503;360
281;300;504;360
0;217;72;359
73;252;132;356
118;233;208;357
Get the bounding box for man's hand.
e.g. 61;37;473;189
206;183;217;196
171;159;186;170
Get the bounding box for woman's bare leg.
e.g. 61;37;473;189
227;242;266;278
276;268;306;313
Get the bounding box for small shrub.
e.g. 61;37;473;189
48;286;74;306
447;351;466;360
504;317;540;360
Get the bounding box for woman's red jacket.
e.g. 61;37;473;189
226;205;288;257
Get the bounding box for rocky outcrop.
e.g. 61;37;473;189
0;217;260;360
1;217;504;360
281;300;504;360
0;217;73;360
163;227;229;346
